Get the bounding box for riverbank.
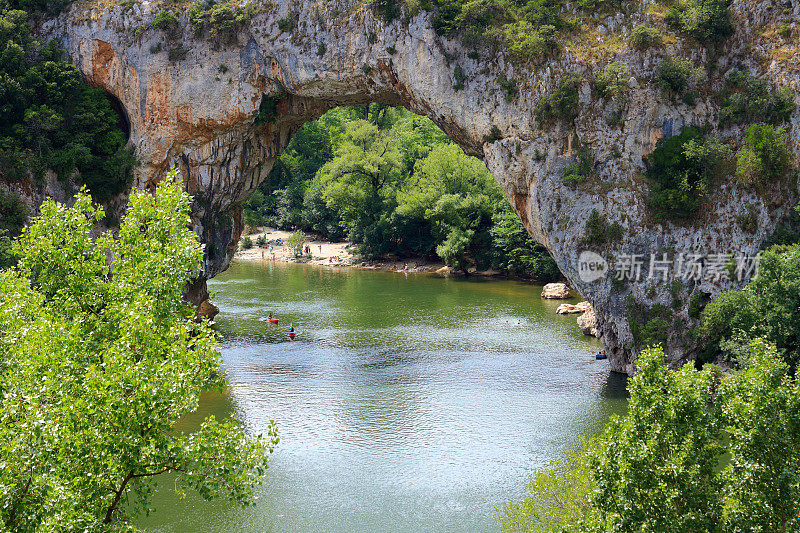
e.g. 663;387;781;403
236;228;499;276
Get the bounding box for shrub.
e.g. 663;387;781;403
645;128;733;220
501;21;559;62
655;55;706;100
189;0;257;42
149;42;162;54
370;0;401;22
562;163;585;185
151;10;179;32
536;73;582;123
168;46;188;61
584;208;623;245
562;146;593;186
735;204;759;232
735;124;793;188
240;235;253;250
666;0;733;44
496;74;518;102
630;24;663;50
594;61;629;99
254;93;281;124
718;70;795;127
453;65;466;90
483;125;502;143
277;12;297;32
627;298;672;348
286;230;307;257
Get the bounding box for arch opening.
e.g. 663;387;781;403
237;104;560;282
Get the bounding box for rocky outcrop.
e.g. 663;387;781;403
42;0;800;374
196;299;220;321
577;307;599;337
542;283;572;299
556;301;591;314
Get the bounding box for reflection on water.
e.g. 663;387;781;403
139;261;627;533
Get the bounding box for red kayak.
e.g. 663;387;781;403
288;332;296;340
267;318;279;324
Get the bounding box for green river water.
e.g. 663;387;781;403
138;260;628;532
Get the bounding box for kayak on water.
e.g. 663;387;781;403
268;318;279;324
288;332;296;340
596;350;607;360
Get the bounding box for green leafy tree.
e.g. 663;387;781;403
0;4;134;199
286;229;307;257
495;439;597;532
490;209;560;280
501;341;800;532
0;176;277;530
317;119;404;256
701;244;800;369
736;124;794;189
718;339;800;532
591;346;724;532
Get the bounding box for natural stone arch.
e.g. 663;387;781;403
46;0;799;374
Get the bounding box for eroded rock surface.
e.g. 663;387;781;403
43;0;800;373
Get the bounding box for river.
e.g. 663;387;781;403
138;261;628;532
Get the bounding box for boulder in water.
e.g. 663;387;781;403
541;282;571;299
556;301;591;314
577;307;598;337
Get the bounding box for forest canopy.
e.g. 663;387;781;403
242;105;560;280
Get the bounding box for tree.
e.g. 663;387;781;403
701;244;800;369
495;439;597;533
0;175;278;530
718;339;800;532
317;120;404;256
490;208;560;280
591;346;725;532
0;4;134;198
501;341;800;532
286;229;306;257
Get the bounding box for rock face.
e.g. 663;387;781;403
41;0;800;374
577;307;599;337
542;283;572;299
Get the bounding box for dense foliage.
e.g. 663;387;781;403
0;2;134;200
700;242;800;370
735;124;794;189
665;0;733;44
718;70;795;127
644;127;733;221
0;191;27;268
500;342;800;532
243;105;560;280
0;177;277;531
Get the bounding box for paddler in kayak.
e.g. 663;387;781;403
288;324;296;340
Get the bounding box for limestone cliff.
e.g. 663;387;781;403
41;0;800;373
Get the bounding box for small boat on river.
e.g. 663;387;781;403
268;317;279;324
596;351;607;360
